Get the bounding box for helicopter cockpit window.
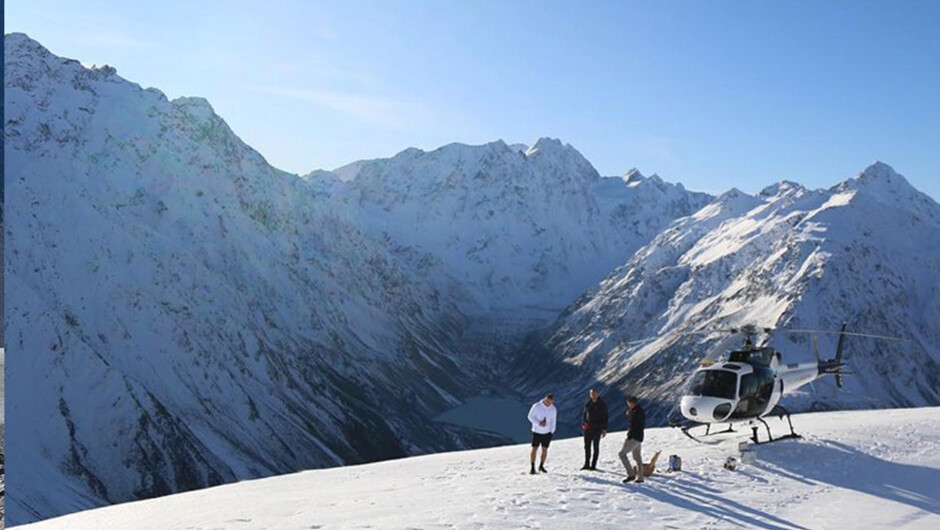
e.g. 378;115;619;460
689;370;738;400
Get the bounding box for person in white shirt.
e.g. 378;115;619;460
527;393;557;474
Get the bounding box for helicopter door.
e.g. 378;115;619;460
733;367;775;418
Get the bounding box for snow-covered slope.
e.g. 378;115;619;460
3;33;503;524
12;407;940;530
530;164;940;421
322;143;711;316
3;33;710;525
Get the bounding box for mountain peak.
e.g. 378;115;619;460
5;32;75;73
623;168;645;183
5;32;45;53
718;187;747;200
622;169;674;194
394;146;426;159
837;162;940;226
760;180;804;198
842;161;915;196
524;137;566;157
858;161;902;183
171;96;217;120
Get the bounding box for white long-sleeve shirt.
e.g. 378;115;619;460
527;399;557;434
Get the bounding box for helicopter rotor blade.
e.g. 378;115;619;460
782;328;908;342
645;324;905;342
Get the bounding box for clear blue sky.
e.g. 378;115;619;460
7;1;940;199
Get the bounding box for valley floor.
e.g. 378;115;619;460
14;407;940;530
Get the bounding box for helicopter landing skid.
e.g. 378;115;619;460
750;406;802;445
675;421;736;445
705;423;736;436
673;407;802;445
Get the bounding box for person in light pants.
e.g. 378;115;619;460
619;395;645;483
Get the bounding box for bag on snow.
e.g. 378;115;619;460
668;454;682;472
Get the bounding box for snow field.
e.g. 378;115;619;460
13;407;940;530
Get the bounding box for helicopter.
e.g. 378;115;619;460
669;323;904;444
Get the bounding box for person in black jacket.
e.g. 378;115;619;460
580;388;608;470
618;395;646;483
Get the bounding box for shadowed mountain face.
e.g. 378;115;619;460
3;33;493;524
4;34;710;524
7;33;940;525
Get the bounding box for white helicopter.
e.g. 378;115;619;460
670;323;904;444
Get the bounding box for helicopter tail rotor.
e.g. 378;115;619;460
834;322;847;388
817;322;849;388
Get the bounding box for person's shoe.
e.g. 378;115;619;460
635;478;645;483
590;465;597;471
580;464;591;471
622;476;636;483
539;465;548;473
530;464;536;475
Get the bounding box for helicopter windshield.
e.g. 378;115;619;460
689;370;738;400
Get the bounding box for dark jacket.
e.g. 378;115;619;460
582;398;609;431
627;405;645;442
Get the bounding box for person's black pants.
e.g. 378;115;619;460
583;428;602;467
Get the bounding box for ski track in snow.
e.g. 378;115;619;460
13;408;940;530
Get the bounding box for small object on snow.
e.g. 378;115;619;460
668;454;682;472
723;456;738;471
739;442;757;465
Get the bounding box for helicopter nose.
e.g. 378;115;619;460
680;396;735;422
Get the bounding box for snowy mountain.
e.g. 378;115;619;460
528;163;940;422
324;142;711;317
3;33;502;524
12;407;940;530
3;34;709;525
7;31;940;528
